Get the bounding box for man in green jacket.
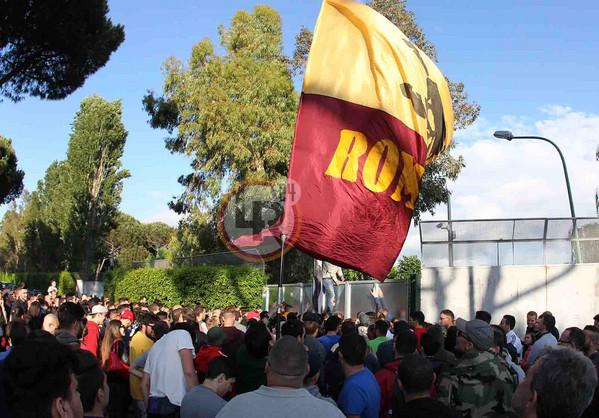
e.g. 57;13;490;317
437;318;518;417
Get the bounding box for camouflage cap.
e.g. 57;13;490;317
456;318;493;351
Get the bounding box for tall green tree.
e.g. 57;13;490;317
0;136;24;205
21;189;63;272
292;0;479;222
0;0;125;101
65;95;130;276
143;222;176;256
103;213;144;269
143;5;297;212
0;196;26;271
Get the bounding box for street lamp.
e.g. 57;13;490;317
494;130;581;263
493;130;576;218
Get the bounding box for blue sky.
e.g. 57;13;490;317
2;0;599;256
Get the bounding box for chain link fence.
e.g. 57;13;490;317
420;217;599;267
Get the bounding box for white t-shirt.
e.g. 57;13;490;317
506;329;523;356
144;330;195;406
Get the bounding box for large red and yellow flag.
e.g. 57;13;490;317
235;0;453;281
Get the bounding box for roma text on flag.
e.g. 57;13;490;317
235;0;454;281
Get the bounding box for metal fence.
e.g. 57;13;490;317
420;217;599;267
132;249;264;270
264;278;416;319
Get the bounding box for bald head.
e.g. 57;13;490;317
42;314;58;335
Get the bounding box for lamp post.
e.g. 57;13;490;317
493;130;581;262
493;131;576;218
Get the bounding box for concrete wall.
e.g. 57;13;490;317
421;264;599;338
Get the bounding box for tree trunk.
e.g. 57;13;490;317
95;258;106;281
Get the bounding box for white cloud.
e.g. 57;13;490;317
450;106;599;220
540;105;572;117
400;106;599;260
141;207;183;227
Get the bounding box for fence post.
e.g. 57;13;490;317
407;273;421;314
344;282;352;319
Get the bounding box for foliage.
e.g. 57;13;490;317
266;247;313;285
63;95;130;274
341;255;421;281
0;199;25;271
105;213;144;262
0;270;76;294
143;5;297;212
2;96;130;276
0;0;124;101
0;136;24;205
104;266;267;308
291;0;479;223
21;191;64;272
170;208;226;259
144;222;176;255
57;271;77;295
116;245;151;269
396;255;422;278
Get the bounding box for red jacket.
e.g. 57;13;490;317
194;345;225;374
375;359;402;418
375;357;436;418
83;321;101;358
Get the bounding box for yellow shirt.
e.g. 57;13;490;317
129;331;154;400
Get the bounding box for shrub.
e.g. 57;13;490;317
104;265;267;308
0;271;77;294
58;271;77;295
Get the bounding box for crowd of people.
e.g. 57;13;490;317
0;280;598;418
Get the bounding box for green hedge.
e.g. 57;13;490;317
103;265;267;308
0;271;77;294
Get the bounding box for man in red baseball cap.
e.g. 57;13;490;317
120;309;135;343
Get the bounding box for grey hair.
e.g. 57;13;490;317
533;346;597;418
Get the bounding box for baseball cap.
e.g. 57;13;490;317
302;312;321;323
91;305;108;315
120;310;134;321
246;311;260;321
456;318;494;351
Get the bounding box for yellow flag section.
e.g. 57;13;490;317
304;0;454;163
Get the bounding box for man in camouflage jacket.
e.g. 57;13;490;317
437;318;518;417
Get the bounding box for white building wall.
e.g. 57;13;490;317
420;264;599;338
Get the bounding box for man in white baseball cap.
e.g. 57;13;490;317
83;304;108;358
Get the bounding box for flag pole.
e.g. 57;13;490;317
276;234;287;340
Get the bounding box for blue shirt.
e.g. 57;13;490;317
317;334;340;353
337;368;380;418
527;332;557;365
0;347;12;362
